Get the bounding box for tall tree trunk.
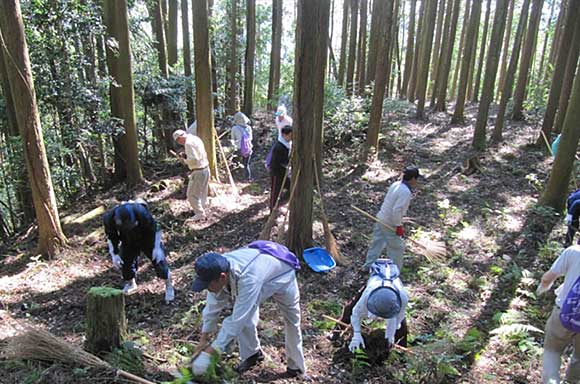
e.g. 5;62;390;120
226;0;238;115
450;0;470;100
553;23;580;134
182;0;195;122
95;34;108;78
356;0;367;95
150;1;169;78
492;0;531;142
167;0;179;68
0;0;67;257
408;0;425;101
541;69;580;211
465;4;481;102
497;0;515;97
267;0;283;110
364;0;394;158
287;0;331;257
510;0;544;120
415;0;439;119
401;0;417;98
536;0;556;82
338;0;350;87
314;0;331;175
434;0;461;111
243;0;256;116
472;0;510;150
472;0;492;102
537;0;579;145
103;0;143;186
192;0;218;177
429;0;446;98
547;0;566;77
451;0;482;123
346;0;359;95
365;0;381;87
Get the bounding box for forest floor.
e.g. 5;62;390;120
0;102;570;383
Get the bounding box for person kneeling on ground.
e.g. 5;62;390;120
190;240;306;378
537;245;580;383
103;199;174;303
344;259;408;353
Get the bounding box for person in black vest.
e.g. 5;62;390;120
103;199;174;303
269;126;292;210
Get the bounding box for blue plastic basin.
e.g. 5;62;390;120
303;247;336;273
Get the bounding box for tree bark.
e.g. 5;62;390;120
243;0;256;116
450;0;470;101
356;0;368;95
497;0;515;97
415;0;439;119
510;0;544;120
338;0;350;87
429;0;446;98
492;0;531;142
346;0;359;95
0;0;67;257
434;0;461;111
167;0;179;68
547;0;566;77
553;22;580;134
192;0;218;177
408;0;425;101
365;0;381;87
472;0;510;150
541;69;580;211
150;1;169;78
267;0;283;110
85;287;127;354
226;0;238;115
465;3;481;102
182;0;195;122
472;0;492;102
401;0;416;98
451;0;482;123
536;0;556;83
314;0;331;175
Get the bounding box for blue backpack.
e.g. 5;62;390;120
560;275;580;332
265;143;275;171
240;130;253;158
568;188;580;212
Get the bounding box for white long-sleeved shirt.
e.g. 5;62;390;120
376;180;412;228
230;124;253;149
351;274;408;343
201;248;297;353
184;134;208;170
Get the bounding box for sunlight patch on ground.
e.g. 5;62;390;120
458;225;482;241
362;162;396;183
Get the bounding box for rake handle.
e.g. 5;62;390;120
117;369;157;384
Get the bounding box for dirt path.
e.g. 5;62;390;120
0;105;565;383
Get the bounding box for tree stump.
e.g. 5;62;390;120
86;287;127;354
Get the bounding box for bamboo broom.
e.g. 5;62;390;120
1;326;156;384
313;158;345;264
213;126;238;195
351;205;447;263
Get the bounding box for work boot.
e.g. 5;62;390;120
165;285;175;303
286;367;311;381
236;350;264;373
123;279;137;295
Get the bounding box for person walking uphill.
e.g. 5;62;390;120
173;129;210;221
103;199;175;303
364;167;421;270
190;240;306;378
537;245;580;383
230;111;253;181
269;126;292;210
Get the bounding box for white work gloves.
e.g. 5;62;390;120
349;332;365;352
192;351;212;376
165;272;175;303
565;214;573;225
152;231;165;263
386;333;395;347
108;241;123;270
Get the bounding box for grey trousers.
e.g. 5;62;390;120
542;306;580;384
364;223;405;270
187;168;210;215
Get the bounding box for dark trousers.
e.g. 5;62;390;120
120;242;169;281
565;216;580;247
270;174;290;210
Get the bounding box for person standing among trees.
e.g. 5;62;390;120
364;167;421;270
103;199;175;303
173;129;210;221
230;111;254;181
269;126;293;210
274;105;293;140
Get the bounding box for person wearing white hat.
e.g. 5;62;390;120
274;105;293;141
173;129;210;221
230;112;253;181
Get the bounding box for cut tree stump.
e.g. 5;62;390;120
86;287;127;354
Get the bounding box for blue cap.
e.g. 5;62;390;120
191;252;230;292
367;287;401;319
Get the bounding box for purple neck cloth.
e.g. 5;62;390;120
247;240;301;270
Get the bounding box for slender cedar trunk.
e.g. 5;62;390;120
450;0;470;100
287;0;330;257
434;0;461;111
346;0;359;95
541;69;580;211
182;0;195;122
95;34;108;78
536;0;556;82
465;5;480;102
356;0;367;95
103;0;142;185
151;1;169;78
208;0;219;112
415;0;438;119
366;0;381;86
338;0;350;87
408;0;425;101
429;0;446;97
553;23;580;134
537;0;579;145
243;0;256;115
192;0;218;177
472;0;492;102
497;0;515;97
493;0;531;142
267;0;282;110
0;0;67;257
364;0;394;159
161;0;169;38
548;0;566;76
389;0;400;97
451;0;482;123
385;0;398;96
329;0;335;80
401;0;416;98
472;0;510;150
314;0;330;175
226;0;238;115
167;0;178;68
510;0;544;120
